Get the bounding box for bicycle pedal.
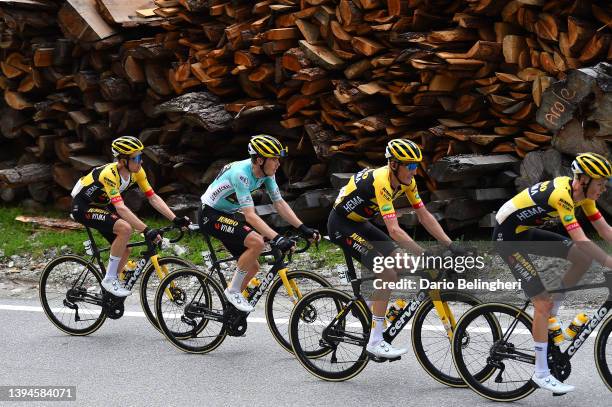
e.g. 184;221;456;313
366;352;401;363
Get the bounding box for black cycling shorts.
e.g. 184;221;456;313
198;205;255;258
71;198;120;244
327;209;399;273
493;222;574;298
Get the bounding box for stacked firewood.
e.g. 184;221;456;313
0;0;610;228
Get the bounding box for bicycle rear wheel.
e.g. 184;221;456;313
452;303;537;401
39;255;107;335
412;291;494;388
265;270;332;354
595;313;612;391
289;288;370;381
155;268;227;354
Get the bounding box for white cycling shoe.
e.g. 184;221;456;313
366;340;408;359
101;278;131;297
531;374;575;394
224;288;254;313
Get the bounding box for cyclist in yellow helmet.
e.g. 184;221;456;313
493;152;612;393
329;138;465;359
199;135;320;312
71;136;190;297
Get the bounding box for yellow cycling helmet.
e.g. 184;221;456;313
571;152;612;179
385;138;422;162
248;134;288;158
111;136;144;157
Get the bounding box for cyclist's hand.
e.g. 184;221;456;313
173;215;191;230
298;224;321;242
271;234;295;253
144;227;162;244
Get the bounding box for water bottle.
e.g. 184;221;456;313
386;299;407;323
563;313;589;341
548;317;564;346
242;278;261;300
83;240;93;256
119;260;137;282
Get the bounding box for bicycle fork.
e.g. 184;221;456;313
150;256;178;301
429;290;457;340
278;268;303;304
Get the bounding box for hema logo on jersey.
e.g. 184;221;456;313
342;196;364;212
516;207;546;222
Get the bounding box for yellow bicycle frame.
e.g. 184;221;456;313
150;255;176;301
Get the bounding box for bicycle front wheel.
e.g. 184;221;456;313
155;268;227;354
289;288;370;381
595;313;612;391
39;255;107;335
140;256;195;331
265;270;332;354
412;291;490;388
452;302;537;401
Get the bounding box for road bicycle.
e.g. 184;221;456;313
288;247;492;384
451;270;612;401
154;228;332;354
39;224;191;335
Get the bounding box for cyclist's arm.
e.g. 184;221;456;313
114;202;147;232
147;193;176;221
566;227;612;268
133;167;176;221
591;217;612;241
242;205;277;240
382;215;424;255
100;167;147;232
581;199;612;241
272;199;302;228
415;206;452;246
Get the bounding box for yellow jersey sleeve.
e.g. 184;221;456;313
579;199;602;222
133;167;154;197
99;165;123;204
548;186;580;232
404;178;424;209
373;172;396;220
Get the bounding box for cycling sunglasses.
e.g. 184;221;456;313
130;154;143;164
404;163;418;171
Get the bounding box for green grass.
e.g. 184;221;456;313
0;204;344;267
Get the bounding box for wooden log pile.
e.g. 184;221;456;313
0;0;610;229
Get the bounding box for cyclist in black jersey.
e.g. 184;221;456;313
71;136;190;297
329;139;466;359
493;152;612;393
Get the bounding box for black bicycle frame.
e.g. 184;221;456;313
198;230;303;308
494;271;612;364
336;249;452;344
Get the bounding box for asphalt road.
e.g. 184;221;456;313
0;297;610;407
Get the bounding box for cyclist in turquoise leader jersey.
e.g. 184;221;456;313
199;135;321;312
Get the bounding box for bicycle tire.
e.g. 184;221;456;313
289;288;370;381
595;313;612;392
155;268;228;354
265;269;332;354
412;291;493;388
452;302;537;401
39;255;107;336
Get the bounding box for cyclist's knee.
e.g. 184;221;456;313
114;220;132;237
533;296;553;314
245;232;265;251
567;245;592;268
